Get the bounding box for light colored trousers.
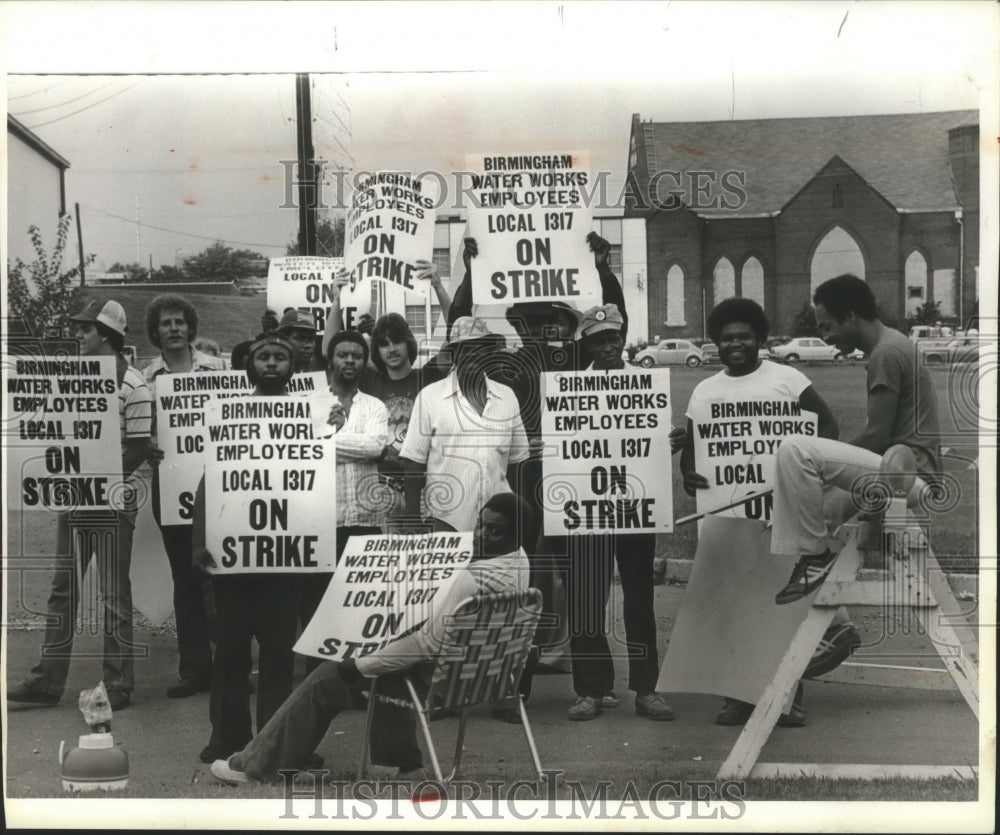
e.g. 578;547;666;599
771;436;926;557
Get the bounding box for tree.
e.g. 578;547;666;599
904;298;944;331
182;241;266;282
108;261;149;283
286;215;345;257
790;301;819;337
151;264;187;283
7;216;94;337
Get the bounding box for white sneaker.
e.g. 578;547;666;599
210;756;249;785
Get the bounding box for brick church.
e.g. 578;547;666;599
624;110;980;339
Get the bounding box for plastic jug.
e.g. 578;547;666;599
59;732;129;791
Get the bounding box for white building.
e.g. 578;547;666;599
6;114;70;266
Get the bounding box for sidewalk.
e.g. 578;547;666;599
4;578;979;798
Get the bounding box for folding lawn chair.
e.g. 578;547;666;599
357;588;544;783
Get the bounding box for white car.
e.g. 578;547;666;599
769;337;844;362
633;339;703;368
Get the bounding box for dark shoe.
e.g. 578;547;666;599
775;549;836;604
776;682;806;727
635;692;675;721
166;676;211;699
568;696;602;721
805;622;862;678
716;698;754;726
106;690;130;711
6;683;60;707
200;744;235;764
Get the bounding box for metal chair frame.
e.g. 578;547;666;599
357;588;544;783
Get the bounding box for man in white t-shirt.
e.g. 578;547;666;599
679;298;849;726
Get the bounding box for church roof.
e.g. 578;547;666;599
633;110;977;217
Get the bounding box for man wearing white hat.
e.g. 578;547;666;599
399;316;530;534
8;300;152;711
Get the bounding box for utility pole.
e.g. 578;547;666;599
295;73;318;256
75;201;86;287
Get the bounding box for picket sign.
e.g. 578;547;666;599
716;496;980;782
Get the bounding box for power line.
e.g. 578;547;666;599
28;81;141;129
80;204;288;250
8;78;75;101
11;79;121;116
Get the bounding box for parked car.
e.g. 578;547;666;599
700;343;720;364
633;339;703;368
922;336;996;366
769;337;844;362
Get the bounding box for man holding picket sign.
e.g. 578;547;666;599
678;298;849;726
210;493;531;790
558;303;675;723
190;331;326;764
141;294;226;700
8;300;152;712
300;331;389;673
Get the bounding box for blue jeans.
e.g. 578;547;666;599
26;508;137;697
239;662;423;782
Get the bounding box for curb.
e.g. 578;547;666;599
664;558;978;597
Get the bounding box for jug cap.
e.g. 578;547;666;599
78;733;114;750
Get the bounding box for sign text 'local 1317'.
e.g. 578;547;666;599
466;151;601;306
540;367;673;535
267;256;345;334
153;371;324;525
344;171;437;296
294;532;473;662
203;396;336;574
6;355;122;510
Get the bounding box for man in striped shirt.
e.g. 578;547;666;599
8;300;152;712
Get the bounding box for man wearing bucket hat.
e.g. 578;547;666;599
558;303;674;723
277;309;322;373
8;300;152;711
399;316;530;535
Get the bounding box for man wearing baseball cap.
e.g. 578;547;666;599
559;303;674;723
400;316;529;534
8;299;152;711
277;309;321;373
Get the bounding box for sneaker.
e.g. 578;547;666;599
568;696;602;721
715;698;754;726
635;692;676;721
200;743;235;764
6;683;60;707
210;755;249;785
776;682;806;727
601;692;621;709
106;690;130;711
805;622;862;679
166;676;210;699
775;549;836;604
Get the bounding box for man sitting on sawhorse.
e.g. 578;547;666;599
772;274;939;603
